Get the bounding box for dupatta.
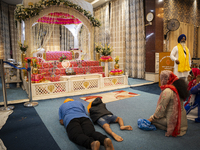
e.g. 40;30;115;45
158;71;181;137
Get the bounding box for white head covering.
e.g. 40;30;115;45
160;70;172;86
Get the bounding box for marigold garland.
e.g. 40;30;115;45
100;56;113;62
109;69;124;75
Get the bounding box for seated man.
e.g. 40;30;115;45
88;97;132;142
59;98;114;150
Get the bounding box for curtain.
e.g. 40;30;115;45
1;2;11;60
9;5;18;61
32;23;63;53
93;0;145;78
110;0;126;72
124;0;145;78
0;2;18;61
198;27;200;58
94;2;110;60
60;26;74;51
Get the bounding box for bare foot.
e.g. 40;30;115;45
91;141;100;150
104;138;115;150
120;125;133;130
111;132;123;142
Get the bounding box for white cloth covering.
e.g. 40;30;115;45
170;45;191;78
0;110;13;150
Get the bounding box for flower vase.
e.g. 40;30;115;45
21;51;26;66
96;52;100;61
114;63;119;69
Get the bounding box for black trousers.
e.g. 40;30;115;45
66;117;107;149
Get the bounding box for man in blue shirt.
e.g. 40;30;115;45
59;99;114;150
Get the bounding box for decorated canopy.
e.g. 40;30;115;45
37;12;82;25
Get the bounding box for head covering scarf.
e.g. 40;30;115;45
184;68;200;107
159;70;181;137
177;34;186;43
187;68;200;90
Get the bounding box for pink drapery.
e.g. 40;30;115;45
37;12;82;25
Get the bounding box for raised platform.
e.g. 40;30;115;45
23;74;129;100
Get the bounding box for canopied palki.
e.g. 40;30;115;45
15;0;128;101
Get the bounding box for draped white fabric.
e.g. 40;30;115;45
79;25;89;59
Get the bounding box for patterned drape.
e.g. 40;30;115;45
94;2;110;60
94;0;145;78
110;0;126;72
0;2;18;61
9;5;18;61
124;0;145;78
60;25;74;51
1;2;11;60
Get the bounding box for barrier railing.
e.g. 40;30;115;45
0;59;38;110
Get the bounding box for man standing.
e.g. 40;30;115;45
170;34;191;80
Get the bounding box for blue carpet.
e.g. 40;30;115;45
131;83;161;95
1;82;200;150
128;77;153;85
0;78;28;102
0;103;60;150
34;85;200;150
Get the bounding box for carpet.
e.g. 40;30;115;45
80;90;140;103
1;83;200;150
0;104;60;150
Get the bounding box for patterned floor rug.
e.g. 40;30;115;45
80;90;140;103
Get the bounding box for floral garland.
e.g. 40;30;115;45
18;41;28;52
59;54;67;62
100;56;113;62
14;0;101;27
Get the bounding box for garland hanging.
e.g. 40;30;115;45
14;0;101;27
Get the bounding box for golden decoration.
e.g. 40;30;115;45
32;67;39;74
112;78;118;85
96;52;100;61
83;81;89;89
47;84;55;92
114;63;119;69
28;2;33;6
